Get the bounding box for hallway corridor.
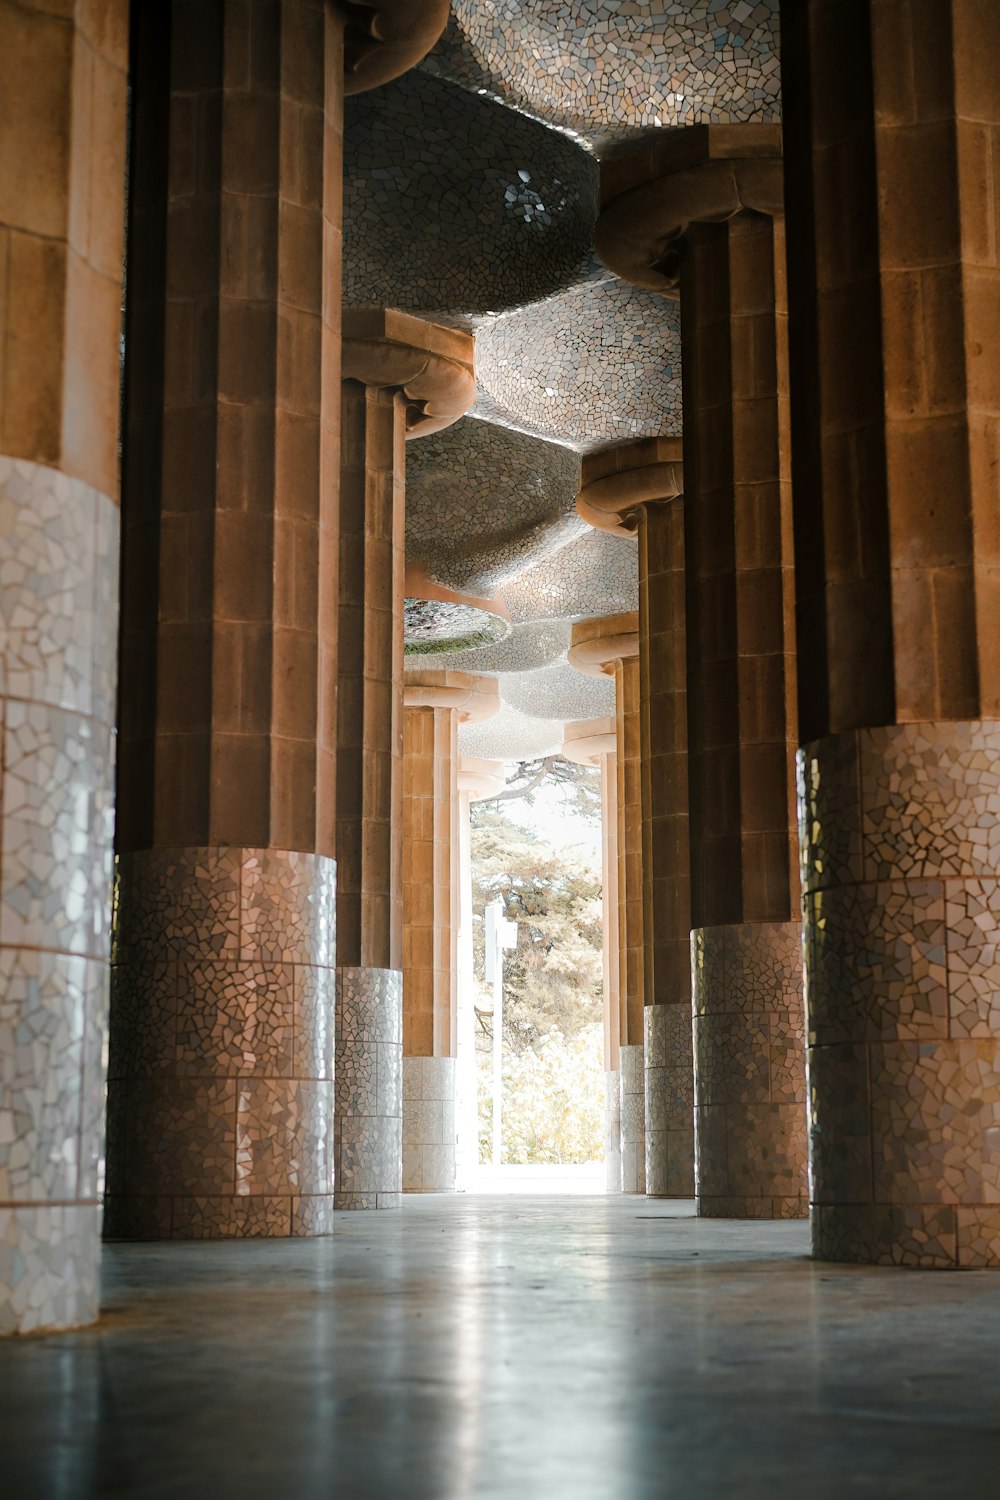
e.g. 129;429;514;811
3;1196;1000;1498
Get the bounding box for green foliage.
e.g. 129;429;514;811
471;779;605;1164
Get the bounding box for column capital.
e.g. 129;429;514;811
562;717;617;766
568;612;640;677
403;670;500;724
596;123;784;292
342;308;476;437
458;757;507;801
576;437;683;536
341;1;451;96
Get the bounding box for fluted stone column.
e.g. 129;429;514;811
0;0;128;1332
402;673;498;1193
600;126;808;1219
579;439;695;1198
110;1;451;1241
335;312;474;1208
569;615;644;1192
564;719;621;1192
783;1;1000;1264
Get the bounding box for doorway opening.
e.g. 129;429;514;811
462;756;606;1193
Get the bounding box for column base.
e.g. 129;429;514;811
107;847;337;1239
0;1204;101;1335
801;722;1000;1267
604;1070;621;1192
0;459;119;1328
692;921;808;1220
335;967;403;1209
403;1055;456;1192
620;1044;646;1194
644;1004;694;1196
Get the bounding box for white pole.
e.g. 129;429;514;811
491;935;504;1168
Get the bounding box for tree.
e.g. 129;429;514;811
473;754;600;818
470;780;605;1164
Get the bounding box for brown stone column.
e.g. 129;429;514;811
334;311;474;1208
569;615;645;1191
579;439;695;1198
563;718;621;1191
783;1;1000;1264
0;0;128;1331
599;127;808;1220
401;672;498;1193
111;1;451;1241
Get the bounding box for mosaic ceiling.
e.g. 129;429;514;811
423;1;781;152
377;6;780;759
501;662;616;722
458;701;565;763
474;261;682;450
343;70;596;317
423;619;571;675
406;418;583;595
500;529;639;625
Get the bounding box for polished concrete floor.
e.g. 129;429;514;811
3;1196;1000;1498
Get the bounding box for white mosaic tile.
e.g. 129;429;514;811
501;661;615;723
692;922;807;1217
344;71;596;317
644;1003;694;1197
803;724;1000;1265
620;1042;645;1193
1;701;115;960
0;1204;101;1335
108;848;337;1238
424;1;782;152
335;968;403;1208
407;418;582;598
0;458;118;718
475;267;682;450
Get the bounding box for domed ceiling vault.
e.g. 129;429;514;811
366;5;784;758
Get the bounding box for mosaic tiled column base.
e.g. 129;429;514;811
0;459;119;1332
605;1070;622;1192
620;1044;646;1194
693;922;808;1219
107;848;336;1239
335;968;402;1209
645;1004;695;1198
402;1056;456;1193
800;723;1000;1267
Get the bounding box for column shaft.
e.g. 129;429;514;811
639;498;695;1196
110;0;340;1239
402;703;459;1193
334;380;405;1209
616;654;646;1192
600;750;622;1192
0;0;128;1331
783;0;1000;1264
683;210;807;1219
331;312;474;1210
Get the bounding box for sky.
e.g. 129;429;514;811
502;771;602;865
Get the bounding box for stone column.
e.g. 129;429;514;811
599;126;808;1219
0;0;128;1332
569;615;645;1192
334;311;474;1208
579;438;695;1198
110;2;451;1242
782;1;1000;1264
563;719;621;1192
401;673;498;1193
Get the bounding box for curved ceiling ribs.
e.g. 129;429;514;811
341;2;781;761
